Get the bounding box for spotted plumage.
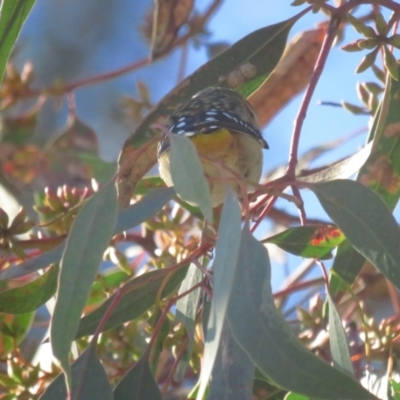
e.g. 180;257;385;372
157;87;268;207
157;87;269;157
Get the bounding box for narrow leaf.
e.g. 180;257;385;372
326;293;354;376
332;64;400;288
51;181;118;389
115;187;175;232
113;352;162;400
0;266;58;314
1;188;174;281
0;0;35;82
249;27;324;126
311;180;400;291
38;347;112;400
0;244;64;281
329;240;365;295
71;346;113;400
298;141;372;184
170;134;213;223
227;228;377;399
197;191;242;400
75;265;188;339
175;262;203;381
208;320;254;400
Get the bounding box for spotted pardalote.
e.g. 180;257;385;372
157;87;268;206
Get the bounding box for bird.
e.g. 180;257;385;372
157;87;268;207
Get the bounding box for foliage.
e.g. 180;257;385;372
1;1;400;399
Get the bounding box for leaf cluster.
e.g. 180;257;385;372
1;1;400;400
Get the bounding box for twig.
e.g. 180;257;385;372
160;336;189;394
287;16;341;178
251;195;277;233
291;185;306;225
147;279;205;351
273;277;325;299
316;260;330;290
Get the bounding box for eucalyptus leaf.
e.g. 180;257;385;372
326;292;354;376
0;0;36;82
38;347;113;400
227;227;376;399
170;134;213;223
197;191;242;400
113;351;162;400
311;180;400;291
51;181;118;388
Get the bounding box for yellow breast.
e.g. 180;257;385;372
189;128;234;155
158;129;263;207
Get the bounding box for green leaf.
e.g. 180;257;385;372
169;134;213;223
75;265;188;339
227;228;377;399
115;187;175;232
326;293;353;376
389;34;400;50
208;320;254;400
375;12;388;36
347;13;376;38
389;379;400;400
71;346;113;400
0;312;33;356
113;351;162;400
50;181;118;389
329;241;365;295
355;49;378;74
0;244;64;281
331;64;400;289
133;176;166;195
1;187;174;281
0;266;58;314
263;225;344;259
284;393;310;400
383;45;398;81
38;347;112;400
311;180;400;291
122;11;308;150
197;191;242;400
174;262;203;381
298;141;372;184
0;0;35;82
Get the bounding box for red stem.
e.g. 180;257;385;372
147;280;204;351
91;289;123;340
251;195;277;233
273;277;325;299
286;16;341;177
160;336;189;393
291;185;307;225
316;260;330;291
65;57;150;92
